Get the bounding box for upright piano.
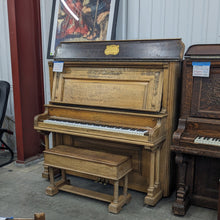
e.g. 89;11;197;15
34;39;184;206
171;45;220;215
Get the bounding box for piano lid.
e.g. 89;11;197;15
185;44;220;58
54;39;184;61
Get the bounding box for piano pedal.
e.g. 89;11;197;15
94;177;101;183
103;179;109;185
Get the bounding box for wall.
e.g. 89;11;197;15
40;0;220;101
1;0;220;153
0;0;16;151
116;0;220;48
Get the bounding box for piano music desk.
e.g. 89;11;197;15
44;145;132;214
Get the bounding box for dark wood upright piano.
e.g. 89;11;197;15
171;44;220;215
34;39;184;206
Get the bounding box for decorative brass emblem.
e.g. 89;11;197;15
104;45;119;56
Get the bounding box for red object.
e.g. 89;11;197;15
7;0;44;163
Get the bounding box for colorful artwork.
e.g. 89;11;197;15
48;0;119;58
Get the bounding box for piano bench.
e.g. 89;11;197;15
44;145;132;214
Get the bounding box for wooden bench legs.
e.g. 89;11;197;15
108;175;131;213
46;167;131;214
46;167;69;196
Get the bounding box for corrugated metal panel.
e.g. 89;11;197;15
0;0;14;119
116;0;220;50
0;0;16;151
40;0;53;104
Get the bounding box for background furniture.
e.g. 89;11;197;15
171;45;220;215
0;81;13;167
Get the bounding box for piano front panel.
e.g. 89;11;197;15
51;65;164;112
193;156;220;209
191;64;220;119
57;134;151;193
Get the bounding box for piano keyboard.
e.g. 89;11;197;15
43;119;149;136
194;136;220;146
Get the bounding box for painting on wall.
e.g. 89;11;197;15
47;0;120;58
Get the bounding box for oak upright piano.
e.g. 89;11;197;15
35;39;184;206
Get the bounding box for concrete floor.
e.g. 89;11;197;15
0;160;218;220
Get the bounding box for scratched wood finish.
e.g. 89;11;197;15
51;66;164;112
44;145;132;213
191;67;220;119
171;45;220;216
34;40;184;206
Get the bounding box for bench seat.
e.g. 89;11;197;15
44;145;132;213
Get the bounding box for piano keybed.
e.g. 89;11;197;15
194;136;220;146
43;119;149;136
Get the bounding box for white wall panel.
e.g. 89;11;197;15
0;0;16;151
40;0;54;104
116;0;220;50
0;0;14;119
151;0;166;38
139;0;153;39
217;1;220;43
191;0;207;44
127;0;140;39
164;0;180;38
206;0;220;43
116;0;128;40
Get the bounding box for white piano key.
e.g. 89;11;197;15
194;136;220;146
43;119;149;136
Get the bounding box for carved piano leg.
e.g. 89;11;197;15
109;175;131;214
46;168;69;196
144;147;162;206
172;153;190;216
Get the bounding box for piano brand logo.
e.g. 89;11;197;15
104;45;119;56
